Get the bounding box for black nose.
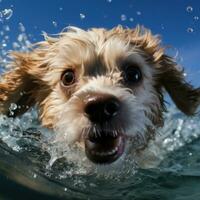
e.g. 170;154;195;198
84;93;120;123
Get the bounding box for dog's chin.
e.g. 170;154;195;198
84;130;125;164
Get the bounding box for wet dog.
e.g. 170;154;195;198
0;26;200;167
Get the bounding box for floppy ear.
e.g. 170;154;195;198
159;55;200;115
0;52;47;117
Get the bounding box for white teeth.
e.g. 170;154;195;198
91;146;118;156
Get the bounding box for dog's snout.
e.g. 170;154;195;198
84;93;120;123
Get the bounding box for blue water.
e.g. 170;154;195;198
0;108;200;200
1;1;200;199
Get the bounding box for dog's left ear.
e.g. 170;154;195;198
159;55;200;115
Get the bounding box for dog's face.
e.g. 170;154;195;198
0;26;199;165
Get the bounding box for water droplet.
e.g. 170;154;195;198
129;17;134;22
1;9;13;20
52;21;57;27
106;0;112;2
161;24;165;30
17;34;24;42
3;25;10;31
12;146;21;152
0;12;3;22
19;91;24;96
1;42;7;48
187;27;194;33
12;42;20;49
193;16;199;21
59;7;63;11
186;6;193;13
18;22;25;32
33;173;37;178
136;11;142;15
80;13;85;20
166;47;179;59
9;103;17;116
64;188;67;191
120;14;127;21
4;35;9;40
10;103;17;111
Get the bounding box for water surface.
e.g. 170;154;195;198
0;108;200;200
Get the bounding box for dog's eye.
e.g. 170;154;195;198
122;66;142;84
61;69;76;86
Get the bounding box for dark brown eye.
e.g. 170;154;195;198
61;69;76;86
122;65;142;84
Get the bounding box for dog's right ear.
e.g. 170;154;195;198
0;52;47;117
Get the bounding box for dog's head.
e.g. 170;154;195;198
0;26;200;165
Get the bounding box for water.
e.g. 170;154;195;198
0;2;200;199
0;107;200;199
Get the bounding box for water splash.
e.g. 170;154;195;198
0;105;199;179
0;20;32;70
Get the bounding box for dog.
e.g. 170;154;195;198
0;26;200;168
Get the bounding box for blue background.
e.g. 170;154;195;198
0;0;200;85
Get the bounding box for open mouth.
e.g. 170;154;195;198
85;130;125;164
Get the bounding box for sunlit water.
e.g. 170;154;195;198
1;4;200;200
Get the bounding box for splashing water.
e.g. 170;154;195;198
0;6;200;199
0;105;200;199
0;106;200;174
0;20;31;70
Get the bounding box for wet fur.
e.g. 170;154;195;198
0;26;200;167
